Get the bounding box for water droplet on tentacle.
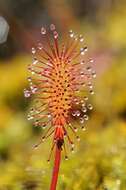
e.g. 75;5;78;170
81;126;86;131
83;114;89;121
32;59;38;65
79;35;84;42
50;24;56;31
69;30;74;38
76;136;80;141
29;108;34;114
86;66;92;72
47;113;52;118
76;110;81;117
74;34;78;41
47;159;50;163
82;102;86;107
27;114;34;120
80;117;84;124
82;107;87;113
80;47;88;55
31;47;36;54
42;124;46;129
34;120;39;127
89;58;94;63
53;31;58;39
87;82;93;89
71;143;75;148
71;147;75;153
84;96;88;101
41;27;46;35
27;77;32;82
87;104;93;110
92;71;96;78
24;89;31;98
38;43;43;50
30;85;38;94
72;111;76;117
65;156;68;160
89;89;94;95
80;60;85;65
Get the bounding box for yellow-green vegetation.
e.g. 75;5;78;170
0;50;126;190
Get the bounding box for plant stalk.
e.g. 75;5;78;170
49;145;61;190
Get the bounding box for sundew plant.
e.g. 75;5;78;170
24;24;96;190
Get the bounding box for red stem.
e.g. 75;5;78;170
50;145;61;190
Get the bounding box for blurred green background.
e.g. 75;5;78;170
0;0;126;189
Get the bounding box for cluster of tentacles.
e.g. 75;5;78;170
24;24;96;160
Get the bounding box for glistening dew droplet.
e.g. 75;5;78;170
82;107;87;113
41;27;46;35
31;47;36;54
79;35;84;42
84;96;88;101
27;77;32;82
87;104;93;110
30;85;38;94
86;66;92;72
89;58;94;63
80;117;84;124
53;31;58;39
80;47;88;55
81;126;86;131
92;71;96;78
76;110;81;117
33;59;38;65
69;30;74;38
80;60;85;65
89;89;94;95
83;114;89;121
50;24;56;31
24;89;31;98
38;43;43;50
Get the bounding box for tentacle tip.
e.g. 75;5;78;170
65;156;68;160
47;159;50;163
42;137;45;142
82;126;86;131
32;144;39;150
71;143;75;148
71;148;75;153
76;136;80;142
